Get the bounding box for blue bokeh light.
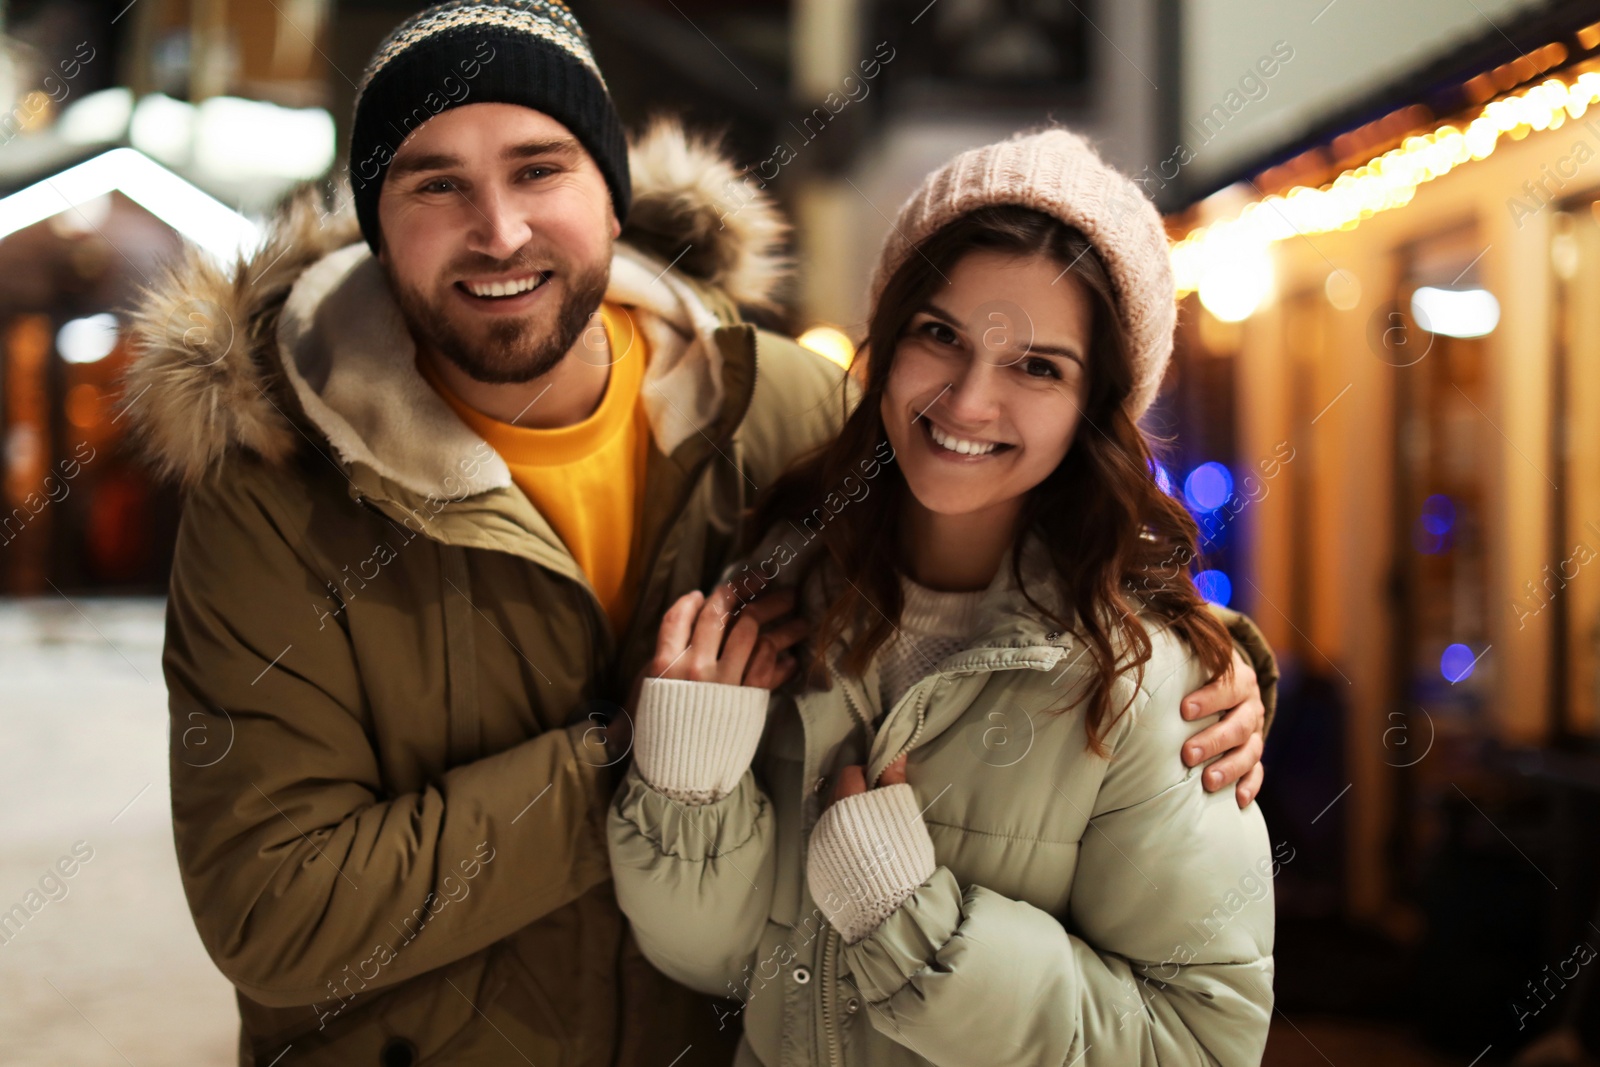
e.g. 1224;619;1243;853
1183;462;1234;513
1194;569;1233;607
1441;643;1478;683
1421;494;1456;535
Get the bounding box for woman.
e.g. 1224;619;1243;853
608;128;1276;1066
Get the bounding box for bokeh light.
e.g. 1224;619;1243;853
1421;494;1456;535
1441;643;1478;683
1194;569;1233;607
1184;462;1234;513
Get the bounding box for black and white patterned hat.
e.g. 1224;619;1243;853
349;0;631;253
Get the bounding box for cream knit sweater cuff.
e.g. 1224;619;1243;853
806;783;937;945
631;677;769;806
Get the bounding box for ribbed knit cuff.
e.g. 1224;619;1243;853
631;677;769;806
806;784;936;945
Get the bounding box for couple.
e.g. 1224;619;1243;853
127;1;1274;1064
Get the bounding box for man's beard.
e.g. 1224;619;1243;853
392;255;611;385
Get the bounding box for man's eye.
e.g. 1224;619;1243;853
522;165;556;180
419;178;456;193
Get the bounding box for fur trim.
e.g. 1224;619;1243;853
123;187;358;487
621;117;790;310
122;117;789;486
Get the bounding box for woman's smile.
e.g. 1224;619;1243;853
915;412;1016;460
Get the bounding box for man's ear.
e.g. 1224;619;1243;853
610;210;621;240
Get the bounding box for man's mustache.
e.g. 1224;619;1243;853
448;252;556;277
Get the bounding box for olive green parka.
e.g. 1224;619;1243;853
125;119;848;1067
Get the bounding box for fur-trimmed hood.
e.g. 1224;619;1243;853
124;117;789;492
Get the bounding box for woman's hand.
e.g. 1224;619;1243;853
649;582;810;691
808;753;929;944
827;753;909;807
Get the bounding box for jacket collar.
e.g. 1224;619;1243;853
786;532;1091;783
790;529;1080;671
124;116;791;493
273;240;746;503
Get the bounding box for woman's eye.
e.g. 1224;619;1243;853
921;321;959;346
1022;356;1061;379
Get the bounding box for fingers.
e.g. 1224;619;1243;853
768;651;798;689
741;634;779;689
687;585;742;679
1200;729;1264;793
650;591;704;678
716;613;761;685
1180;647;1258;721
759;616;812;656
830;764;867;806
1236;760;1265;809
877;754;908;787
1182;697;1257;768
737;586;797;628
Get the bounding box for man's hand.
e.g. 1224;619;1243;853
1179;646;1265;809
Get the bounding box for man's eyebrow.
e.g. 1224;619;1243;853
388;139;583;181
922;300;1086;364
502;138;583;162
388;152;462;181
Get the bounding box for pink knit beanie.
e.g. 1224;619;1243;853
868;126;1176;419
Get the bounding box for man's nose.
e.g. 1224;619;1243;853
466;185;533;262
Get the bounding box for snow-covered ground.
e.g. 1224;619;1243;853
0;597;236;1066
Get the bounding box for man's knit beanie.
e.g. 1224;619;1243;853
349;0;630;255
869;127;1175;419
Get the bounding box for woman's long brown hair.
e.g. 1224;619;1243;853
753;205;1233;754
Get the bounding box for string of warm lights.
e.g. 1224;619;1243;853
798;64;1600;359
1172;68;1600;317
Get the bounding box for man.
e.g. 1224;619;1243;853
126;2;1273;1064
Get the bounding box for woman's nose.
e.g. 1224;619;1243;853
943;360;1003;424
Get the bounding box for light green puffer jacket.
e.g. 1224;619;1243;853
608;535;1277;1067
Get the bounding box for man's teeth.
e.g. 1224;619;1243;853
927;420;1000;456
465;273;546;298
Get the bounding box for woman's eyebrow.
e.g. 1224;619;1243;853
1021;342;1085;364
921;300;1084;364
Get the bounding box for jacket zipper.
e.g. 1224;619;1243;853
829;661;875;740
814;665;904;1067
820;926;842;1067
814;652;1063;1061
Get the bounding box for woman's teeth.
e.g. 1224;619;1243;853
926;419;1001;456
464;273;547;299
